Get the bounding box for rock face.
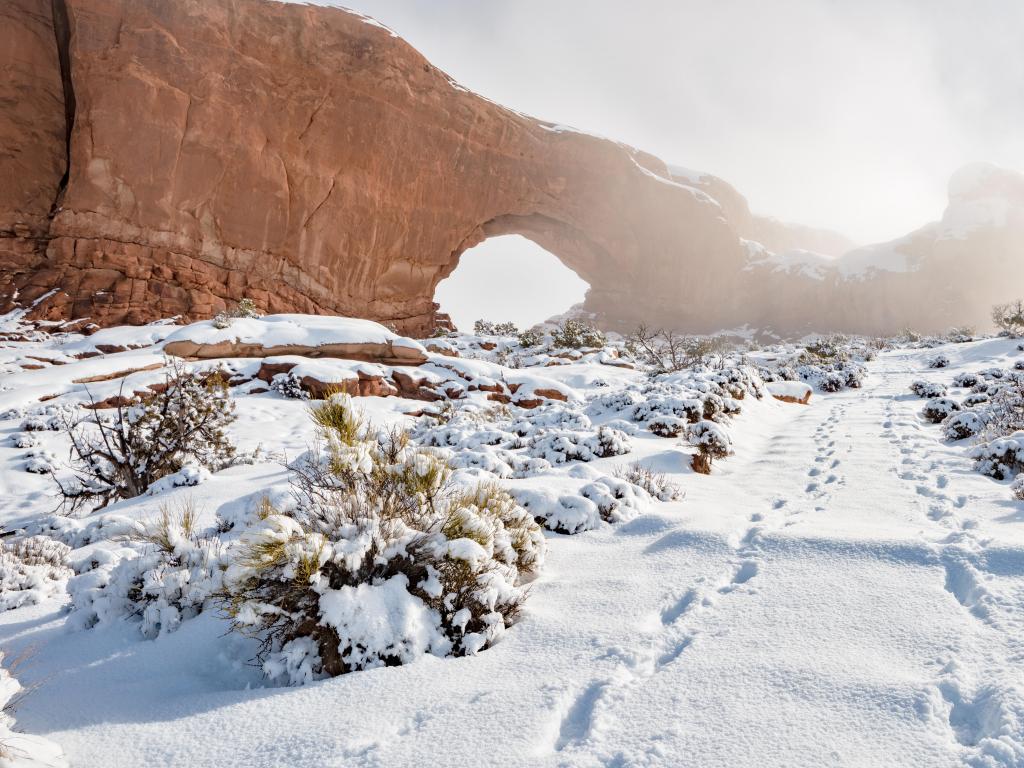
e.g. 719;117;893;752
1;0;1022;337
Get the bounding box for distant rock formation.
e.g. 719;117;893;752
1;0;1022;337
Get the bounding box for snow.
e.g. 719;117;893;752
629;158;720;207
744;242;833;281
765;380;813;400
3;319;1024;766
162;314;426;354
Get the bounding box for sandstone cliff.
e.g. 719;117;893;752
1;0;1021;337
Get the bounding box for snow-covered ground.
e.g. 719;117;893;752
1;320;1023;767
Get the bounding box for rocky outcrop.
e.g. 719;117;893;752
164;339;427;367
741;163;1024;335
0;0;741;335
0;0;68;305
1;0;1022;338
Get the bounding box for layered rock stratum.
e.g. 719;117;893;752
2;0;1022;336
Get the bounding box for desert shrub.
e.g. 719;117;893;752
0;536;72;611
221;394;544;684
19;404;74;432
516;328;543;348
551;319;605;349
969;432;1024;480
579;476;649;522
527;426;631;464
271;371;309;400
977;376;1024;441
1011;475;1024;501
801;334;851;363
963;392;989;408
56;361;236;512
473;320;518;337
922;397;960;424
946;327;975;343
943;411;984;441
69;499;226;637
796;361;865;392
992;300;1024;336
625;325;731;373
9;432;35;449
900;328;923;343
23;449;57;474
687;420;731;474
910;380;947;399
928;354;950;369
952;372;979;388
615;462;683;501
212;297;263;329
647;416;687;438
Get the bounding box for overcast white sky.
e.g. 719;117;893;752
315;1;1024;327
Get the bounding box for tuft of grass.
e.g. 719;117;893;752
130;498;199;555
311;393;365;447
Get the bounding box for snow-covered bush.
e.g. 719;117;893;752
797;360;865;392
0;536;72;611
992;300;1024;337
222;395;544;684
927;354;950;369
270;371;309;400
943;410;984;441
801;334;851;363
473;320;518;337
647;415;687;438
963;392;989;407
910;380;947;398
969;432;1024;480
516;328;543;348
23;448;57;474
551;319;605;349
615;462;684;501
56;362;236;512
976;376;1024;441
212;297;262;329
952;372;979;388
922;397;960;424
1011;475;1024;501
687;420;731;474
8;432;36;449
580;476;649;523
945;327;975;344
69;501;226;637
527;426;631;464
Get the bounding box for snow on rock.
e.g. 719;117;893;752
765;380;813;404
163;314;428;365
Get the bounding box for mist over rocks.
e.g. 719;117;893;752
1;0;1022;337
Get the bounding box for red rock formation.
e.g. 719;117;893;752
1;0;1021;338
0;0;741;336
0;0;68;305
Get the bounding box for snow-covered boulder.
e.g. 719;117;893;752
163;314;428;365
766;380;812;404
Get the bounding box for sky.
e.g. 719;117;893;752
313;0;1024;327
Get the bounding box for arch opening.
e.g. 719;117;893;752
434;234;590;332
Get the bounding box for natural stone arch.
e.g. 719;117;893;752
3;0;1020;338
